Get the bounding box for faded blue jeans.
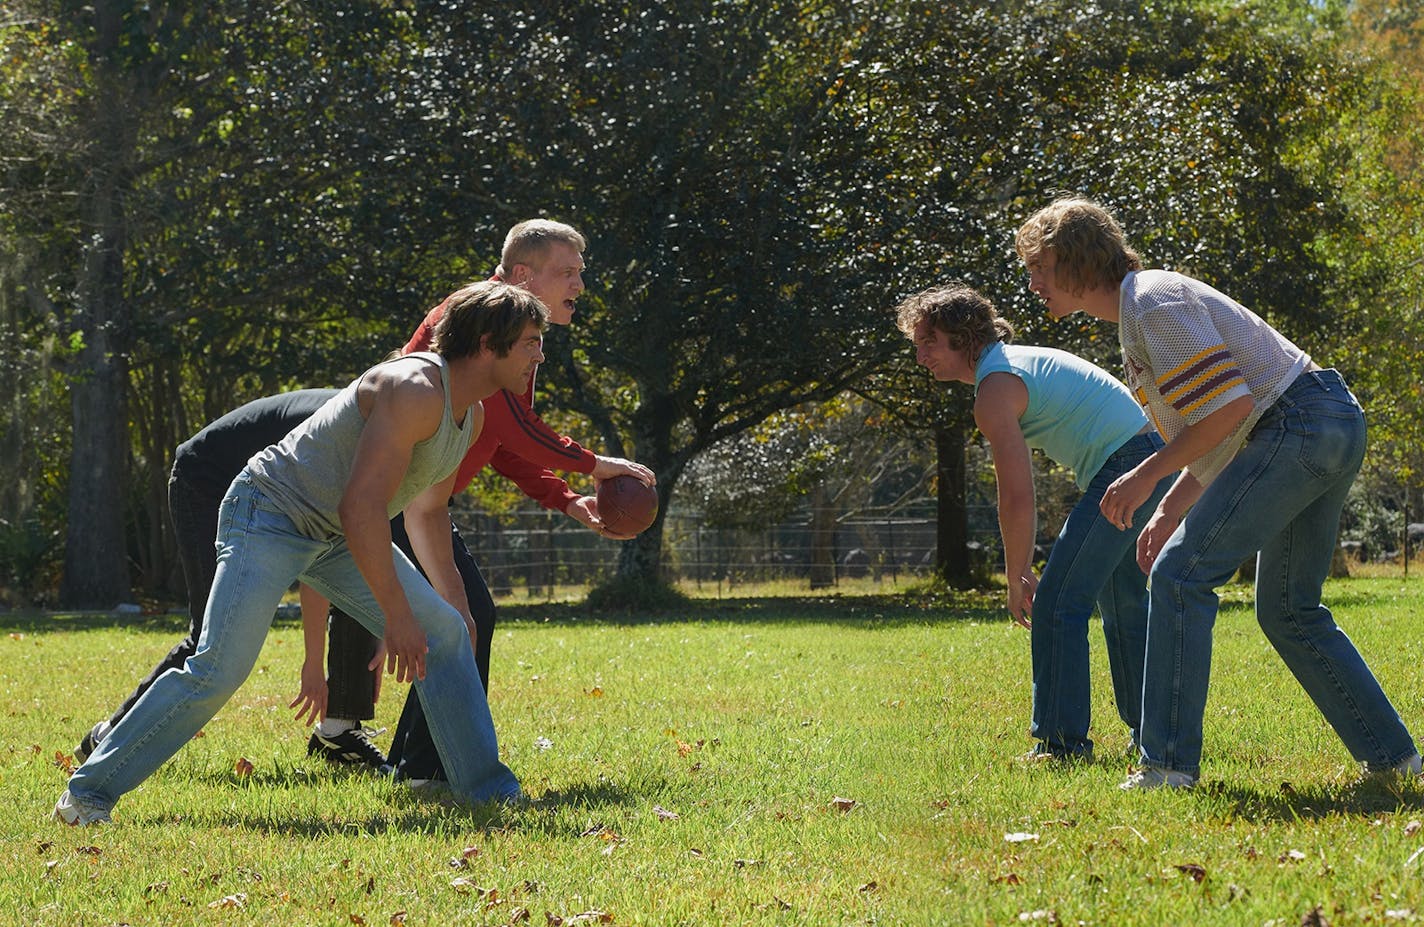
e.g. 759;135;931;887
1139;369;1415;777
67;475;521;813
1031;431;1173;757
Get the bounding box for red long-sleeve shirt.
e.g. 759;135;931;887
402;299;597;511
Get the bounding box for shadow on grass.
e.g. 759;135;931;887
141;776;643;838
1200;777;1424;822
0;590;1006;633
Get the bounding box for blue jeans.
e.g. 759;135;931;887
1140;369;1415;777
103;472;378;730
67;475;521;812
386;512;498;782
1031;431;1173;756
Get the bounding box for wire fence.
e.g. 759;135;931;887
450;505;1002;598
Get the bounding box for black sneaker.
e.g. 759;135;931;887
74;720;112;765
307;727;390;772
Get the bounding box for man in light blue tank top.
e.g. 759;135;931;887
55;282;546;826
896;285;1176;762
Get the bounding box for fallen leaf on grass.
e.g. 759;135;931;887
9;633;22;640
733;858;759;868
208;893;247;910
1279;849;1307;864
75;845;101;856
145;882;169;895
586;686;603;698
1385;909;1414;920
688;848;704;859
830;797;858;813
652;806;679;821
53;751;73;775
1174;863;1207;883
1405;820;1421;837
992;873;1022;885
534;737;553;751
1004;833;1039;843
1017;911;1058;923
1300;905;1330;927
450;878;482;894
233;756;255;777
546;911;613;925
350;915;366;925
858;881;878;894
509;908;531;923
389;912;406;925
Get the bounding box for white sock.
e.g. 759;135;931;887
318;718;357;737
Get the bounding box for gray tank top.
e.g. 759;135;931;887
246;352;476;540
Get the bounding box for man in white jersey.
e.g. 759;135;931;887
1016;198;1419;790
896;284;1174;761
54;281;544;825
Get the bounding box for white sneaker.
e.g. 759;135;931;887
53;790;110;826
1119;767;1197;791
1364;752;1422;779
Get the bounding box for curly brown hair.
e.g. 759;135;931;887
894;284;1014;355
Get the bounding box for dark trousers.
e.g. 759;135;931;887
382;512;496;781
104;474;379;729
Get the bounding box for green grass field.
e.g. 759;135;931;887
4;578;1424;925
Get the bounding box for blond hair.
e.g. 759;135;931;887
1015;198;1142;294
496;219;586;276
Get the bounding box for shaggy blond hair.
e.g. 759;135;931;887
1015;198;1142;294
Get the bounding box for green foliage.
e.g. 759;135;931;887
677;396;932;529
4;0;1424;599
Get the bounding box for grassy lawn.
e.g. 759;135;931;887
3;577;1424;925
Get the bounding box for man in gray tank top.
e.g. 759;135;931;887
55;281;546;825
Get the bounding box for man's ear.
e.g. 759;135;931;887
479;333;493;355
506;263;533;286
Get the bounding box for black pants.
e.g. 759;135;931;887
381;512;496;781
104;474;379;729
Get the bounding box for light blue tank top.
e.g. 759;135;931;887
246;353;476;539
974;342;1147;490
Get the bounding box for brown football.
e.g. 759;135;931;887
595;475;658;536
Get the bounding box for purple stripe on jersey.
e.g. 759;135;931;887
1158;348;1233;397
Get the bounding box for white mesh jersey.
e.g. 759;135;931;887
1118;269;1311;487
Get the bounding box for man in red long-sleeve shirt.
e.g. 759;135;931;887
369;219;655;784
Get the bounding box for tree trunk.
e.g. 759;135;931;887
61;257;132;607
60;38;136;609
807;482;837;589
615;401;676;583
935;421;973;588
